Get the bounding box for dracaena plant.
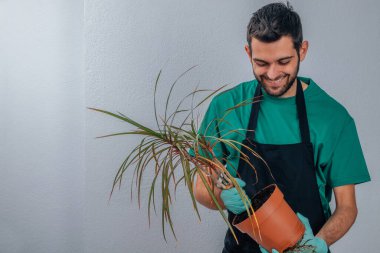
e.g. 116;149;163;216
88;66;259;242
88;67;316;252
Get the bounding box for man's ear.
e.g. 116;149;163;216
244;44;253;62
299;40;309;62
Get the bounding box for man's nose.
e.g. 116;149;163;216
266;64;279;80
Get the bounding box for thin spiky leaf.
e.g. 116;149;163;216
88;107;163;139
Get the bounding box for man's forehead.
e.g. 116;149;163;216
250;36;296;59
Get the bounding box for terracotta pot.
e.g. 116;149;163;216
232;184;305;253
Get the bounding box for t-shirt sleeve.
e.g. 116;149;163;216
187;98;228;164
326;117;371;187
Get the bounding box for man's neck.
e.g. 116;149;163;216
279;80;308;98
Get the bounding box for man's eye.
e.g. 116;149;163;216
279;60;290;65
255;62;267;67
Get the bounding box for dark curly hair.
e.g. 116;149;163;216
247;2;303;55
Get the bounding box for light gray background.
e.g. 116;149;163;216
1;0;379;252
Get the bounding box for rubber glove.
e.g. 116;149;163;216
259;246;279;253
220;178;251;215
259;214;327;253
297;213;328;253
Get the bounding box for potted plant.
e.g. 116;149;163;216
89;67;315;252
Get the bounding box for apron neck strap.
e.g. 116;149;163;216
295;78;311;143
246;78;311;143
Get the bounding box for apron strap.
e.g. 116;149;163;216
246;78;311;144
246;82;263;140
295;78;311;143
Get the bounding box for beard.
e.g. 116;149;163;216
253;58;300;97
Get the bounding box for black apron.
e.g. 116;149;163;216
222;79;328;253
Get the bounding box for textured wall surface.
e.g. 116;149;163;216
0;1;84;253
1;0;379;252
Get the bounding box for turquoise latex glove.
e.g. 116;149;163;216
297;213;328;253
220;178;251;214
259;246;279;253
259;213;327;253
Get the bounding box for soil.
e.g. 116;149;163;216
233;185;275;224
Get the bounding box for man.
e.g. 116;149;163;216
192;2;371;253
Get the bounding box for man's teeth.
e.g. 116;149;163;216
267;76;285;84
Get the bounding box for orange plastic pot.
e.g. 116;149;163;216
232;184;305;253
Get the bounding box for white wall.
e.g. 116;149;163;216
0;1;84;253
1;0;379;252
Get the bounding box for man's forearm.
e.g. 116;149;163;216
194;171;226;210
316;205;358;246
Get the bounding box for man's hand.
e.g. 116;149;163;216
259;246;279;253
220;178;251;214
258;213;327;253
297;213;328;253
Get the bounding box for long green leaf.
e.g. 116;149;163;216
88;107;163;139
164;65;198;124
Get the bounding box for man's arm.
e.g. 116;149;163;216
194;169;226;210
316;184;358;246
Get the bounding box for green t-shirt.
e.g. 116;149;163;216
189;77;371;219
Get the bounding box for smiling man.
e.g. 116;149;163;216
248;35;304;98
192;2;371;253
